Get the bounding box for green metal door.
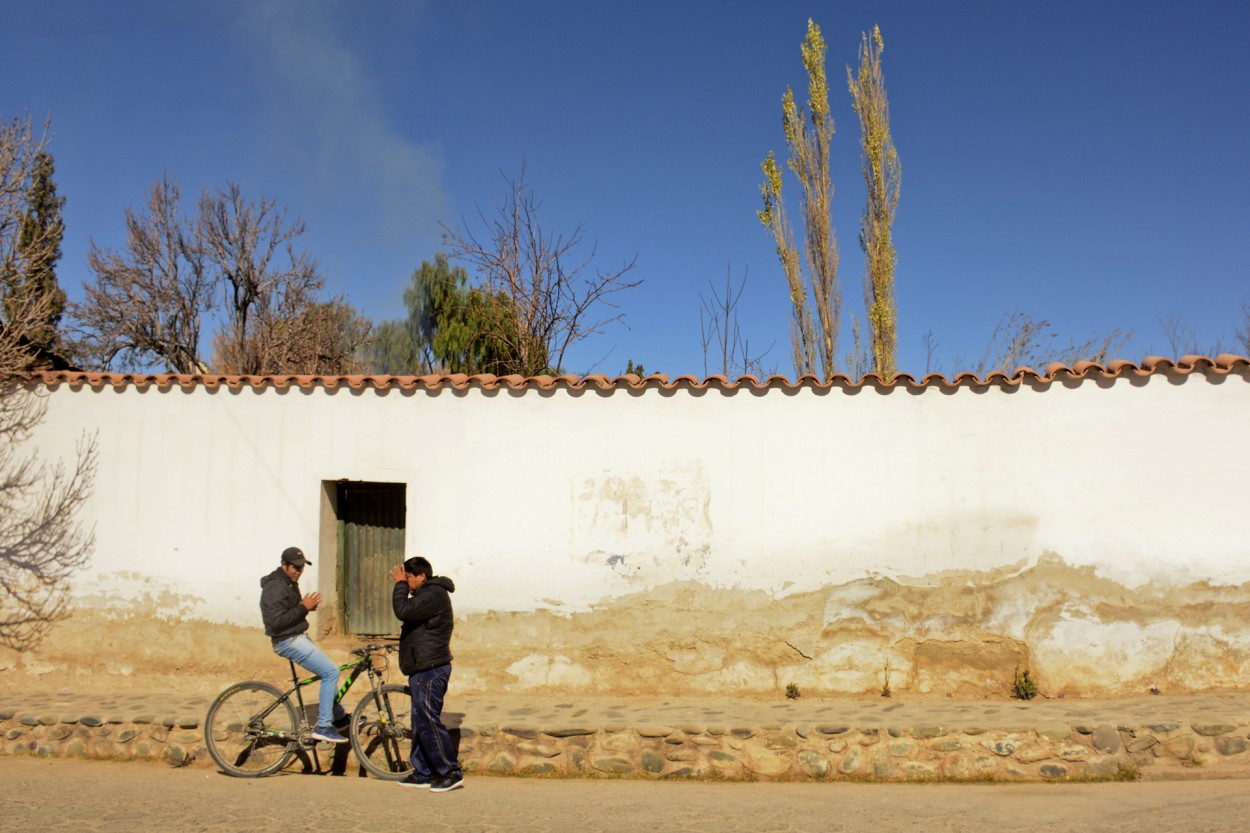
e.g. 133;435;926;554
338;481;406;636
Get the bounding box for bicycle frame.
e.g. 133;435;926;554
239;651;391;744
287;654;378;726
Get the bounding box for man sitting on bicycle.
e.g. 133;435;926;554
260;546;349;744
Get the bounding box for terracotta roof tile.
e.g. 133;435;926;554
25;355;1250;394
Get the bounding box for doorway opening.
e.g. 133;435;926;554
326;480;406;636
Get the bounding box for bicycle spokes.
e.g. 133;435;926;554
204;682;299;777
349;683;413;781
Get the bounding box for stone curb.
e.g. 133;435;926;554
3;709;1249;782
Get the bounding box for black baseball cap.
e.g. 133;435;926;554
282;546;312;567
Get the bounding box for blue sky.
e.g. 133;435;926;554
5;0;1248;377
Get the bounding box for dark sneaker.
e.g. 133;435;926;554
430;773;464;793
332;714;351;731
311;725;349;744
399;773;431;788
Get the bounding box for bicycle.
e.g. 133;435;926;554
204;643;413;780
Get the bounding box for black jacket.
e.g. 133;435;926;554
393;576;455;675
260;567;309;643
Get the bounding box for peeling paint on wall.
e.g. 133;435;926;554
444;553;1250;698
91;571;208;621
6;553;1250;698
571;463;713;585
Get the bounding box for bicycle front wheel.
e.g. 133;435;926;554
350;683;413;780
204;680;298;777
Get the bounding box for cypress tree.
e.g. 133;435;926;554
3;150;67;350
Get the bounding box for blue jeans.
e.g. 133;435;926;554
408;664;460;780
273;634;345;729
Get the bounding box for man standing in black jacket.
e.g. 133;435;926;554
390;556;462;792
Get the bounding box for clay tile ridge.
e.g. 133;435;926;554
24;355;1250;393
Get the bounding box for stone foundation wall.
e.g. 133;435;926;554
467;720;1247;782
4;707;1248;782
1;710;204;768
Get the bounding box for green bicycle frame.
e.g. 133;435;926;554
290;655;374;719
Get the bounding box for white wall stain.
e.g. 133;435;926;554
571;462;713;585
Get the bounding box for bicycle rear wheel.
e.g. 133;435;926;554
204;681;299;777
350;683;413;780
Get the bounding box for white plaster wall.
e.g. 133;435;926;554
21;369;1249;628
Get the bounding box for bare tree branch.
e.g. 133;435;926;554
1157;314;1226;359
199;183;322;373
73;177;368;375
219;295;371;375
0;113;51;283
0;113;98;650
844;312;870;380
921;329;941;376
1237;302;1250;357
699;264;772;379
73;174;211;373
1056;328;1133;367
975;311;1132;376
441;168;641;376
0;290;58;383
0;389;97;651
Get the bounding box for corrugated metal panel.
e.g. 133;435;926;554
340;482;406;636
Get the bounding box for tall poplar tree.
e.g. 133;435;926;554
758;19;840;381
848;26;900;379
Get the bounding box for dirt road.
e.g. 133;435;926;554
2;757;1247;833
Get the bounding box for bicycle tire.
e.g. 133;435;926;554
204;680;299;777
350;683;413;780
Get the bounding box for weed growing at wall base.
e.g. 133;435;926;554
1012;665;1038;700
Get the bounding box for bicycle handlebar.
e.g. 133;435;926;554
350;643;400;657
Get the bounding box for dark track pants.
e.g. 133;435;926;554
407;663;460;780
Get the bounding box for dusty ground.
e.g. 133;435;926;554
3;757;1249;833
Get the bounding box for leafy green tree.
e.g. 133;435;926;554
3;114;68;372
623;359;646;377
368;319;420;375
367;253;520;375
417;255;524;375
